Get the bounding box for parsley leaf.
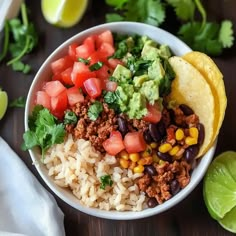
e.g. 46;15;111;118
100;175;113;190
9;96;26;108
106;13;124;22
105;0;128;9
22;107;66;158
88;101;103;121
219;20;235;48
64;111;78;125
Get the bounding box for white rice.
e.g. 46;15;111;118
44;134;146;211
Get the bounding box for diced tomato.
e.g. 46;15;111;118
68;43;78;61
61;67;73;85
124;132;146;153
95;64;111;80
51;56;73;75
83;78;102;98
143;103;162;123
96;30;114;48
66;86;84;106
83;36;96;52
71;62;96;88
98;42;115;58
102;131;125;156
108;58;123;69
52;73;62;82
36;91;51;110
50;91;68;119
44;81;66;97
76;43;95;60
105;80;117;92
89;51;107;65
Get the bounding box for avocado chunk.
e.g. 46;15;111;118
133;74;149;87
140;80;159;105
112;64;132;83
141;43;160;61
116;84;134;112
148;59;165;81
159;45;171;59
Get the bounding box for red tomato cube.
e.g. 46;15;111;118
44;80;66;97
66;86;84;106
50;91;68;119
83;78;102;98
76;43;95;60
95;64;111;80
98;42;115;58
96;30;114;48
61;67;73;85
124;132;147;153
68;43;78;61
36;91;51;110
83;35;96;52
51;56;73;75
108;58;123;69
143;103;162;124
103;131;125;156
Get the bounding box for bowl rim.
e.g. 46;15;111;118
24;21;216;220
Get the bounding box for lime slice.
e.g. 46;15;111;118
203;151;236;232
219;206;236;233
0;89;8;120
41;0;88;28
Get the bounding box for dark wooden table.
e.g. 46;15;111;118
0;0;235;235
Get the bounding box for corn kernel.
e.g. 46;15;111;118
119;150;129;160
169;145;180;156
138;156;153;165
150;142;158;149
133;165;145;173
141;145;152;158
185;136;198;146
129;153;140;162
158;143;172;153
152;153;160;162
129;161;137;170
175;128;185;141
119;158;129;168
189;127;199;139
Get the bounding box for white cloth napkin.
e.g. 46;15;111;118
0;137;65;236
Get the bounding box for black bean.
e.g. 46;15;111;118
147;197;158;208
179;104;194;116
170;179;180;195
143;130;153;144
184;145;200;164
149;124;161;142
197;123;205;146
157;120;166;137
117;117;129;136
145;165;157;176
157;151;172;162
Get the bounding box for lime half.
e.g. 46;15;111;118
203;151;236;232
41;0;88;28
0;89;8;120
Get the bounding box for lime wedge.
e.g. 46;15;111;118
203;151;236;232
0;89;8;120
41;0;88;28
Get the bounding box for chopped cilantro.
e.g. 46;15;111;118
88;101;103;121
100;175;113;190
78;57;90;65
89;61;104;71
9;96;26;108
64;111;78;125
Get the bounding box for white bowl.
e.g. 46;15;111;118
25;22;216;220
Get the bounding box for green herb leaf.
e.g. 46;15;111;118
22;107;66;158
78;57;90;65
106;13;124;22
9;96;26;108
100;175;113;190
64;111;78;125
88;101;103;121
105;0;128;9
218;20;235;48
89;61;104;71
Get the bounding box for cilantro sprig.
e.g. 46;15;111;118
105;0;234;56
0;3;38;73
100;175;113;190
88;101;103;121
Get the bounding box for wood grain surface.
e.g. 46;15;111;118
0;0;235;235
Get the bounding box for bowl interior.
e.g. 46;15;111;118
25;22;215;220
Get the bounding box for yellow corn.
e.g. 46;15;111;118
150;142;158;149
158;143;172;153
189;127;199;139
120;159;129;169
152;153;160;162
129;161;137;170
138;156;153;165
175;128;185;141
133;165;145;173
129;153;140;162
141;145;152;157
169;145;180;156
185;136;198;146
119;150;129;160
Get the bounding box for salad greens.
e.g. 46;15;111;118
105;0;234;56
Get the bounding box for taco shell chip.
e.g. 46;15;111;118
182;51;227;148
168;56;216;157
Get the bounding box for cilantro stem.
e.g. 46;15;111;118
194;0;206;29
21;2;28;27
6;36;30;65
0;21;10;62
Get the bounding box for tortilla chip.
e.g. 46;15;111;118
183;51;227;146
168;56;215;157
